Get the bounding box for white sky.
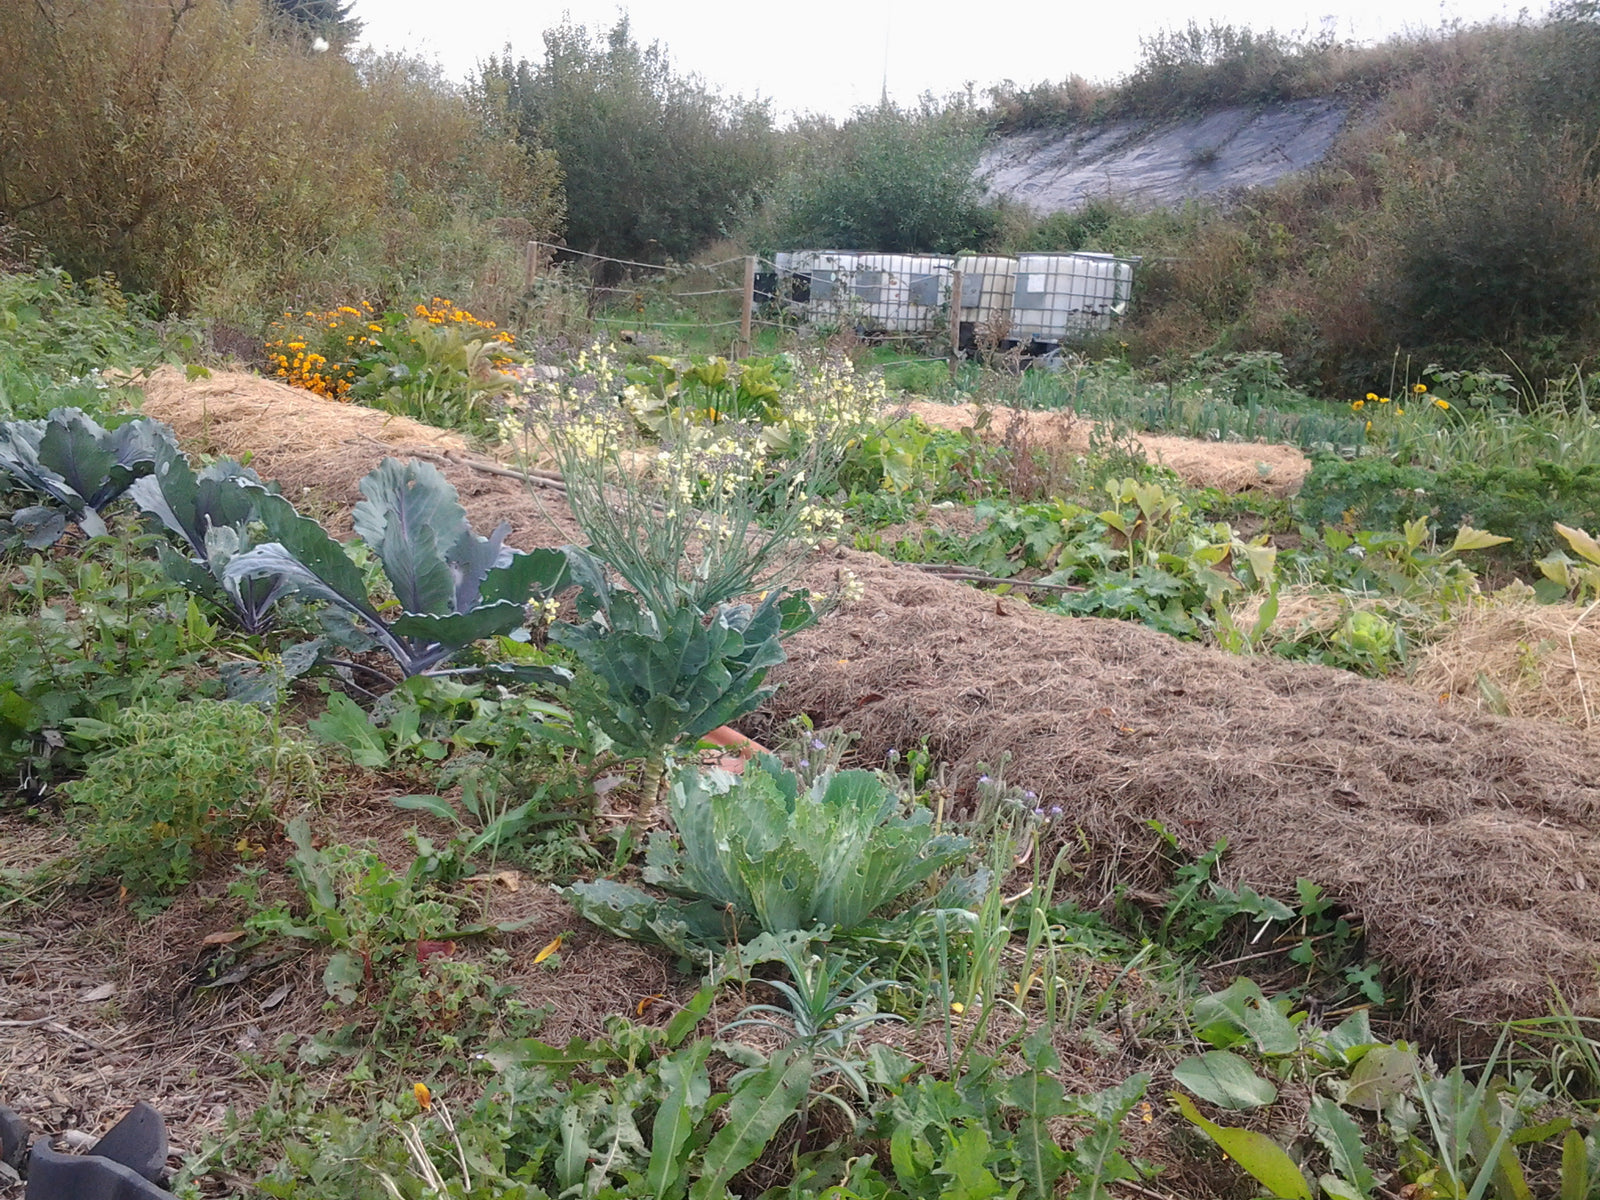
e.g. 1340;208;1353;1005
353;0;1530;121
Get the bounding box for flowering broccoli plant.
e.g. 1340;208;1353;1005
508;343;870;821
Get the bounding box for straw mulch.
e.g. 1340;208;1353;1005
133;366;581;544
124;368;1600;1044
899;400;1310;496
1414;592;1600;729
766;547;1600;1045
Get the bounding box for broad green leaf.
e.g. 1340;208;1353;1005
481;546;571;605
1319;1010;1377;1065
1173;1052;1278;1110
1556;523;1600;568
1338;1043;1417;1111
389;601;527;652
307;692;389;767
1451;525;1512;553
664;985;716;1047
322;950;365;1004
1308;1095;1374;1196
1561;1128;1589;1200
1006;1064;1072;1195
646;1039;711;1200
557;1086;603;1193
352;458;465;616
688;1049;811;1200
938;1124;1015;1200
1192;978;1300;1056
1173;1092;1312;1200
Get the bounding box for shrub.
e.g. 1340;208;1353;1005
65;699;317;900
1381;134;1600;354
762;101;1000;255
481;16;774;265
0;1;560;321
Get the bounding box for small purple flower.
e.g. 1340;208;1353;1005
978;774;992;785
811;738;825;750
798;759;810;769
1024;790;1037;801
1032;807;1045;818
1049;805;1063;817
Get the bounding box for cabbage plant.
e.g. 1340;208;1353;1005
565;759;971;955
224;457;571;681
130;446;324;634
0;407;173;541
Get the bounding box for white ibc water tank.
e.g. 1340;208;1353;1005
792;250;860;321
1010;252;1135;341
851;254;954;332
954;255;1018;342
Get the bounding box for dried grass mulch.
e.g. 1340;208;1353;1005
899;399;1310;496
1413;592;1600;730
765;547;1600;1046
132;366;581;545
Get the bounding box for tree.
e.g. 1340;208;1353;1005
764;101;999;254
478;18;776;264
265;0;361;47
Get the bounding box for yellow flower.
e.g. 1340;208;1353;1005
1433;398;1449;410
1365;420;1373;433
1397;407;1405;415
1351;399;1365;411
413;1082;432;1111
1413;382;1428;394
1366;392;1378;401
1377;396;1390;404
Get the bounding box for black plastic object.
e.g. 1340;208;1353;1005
0;1104;27;1169
24;1102;169;1200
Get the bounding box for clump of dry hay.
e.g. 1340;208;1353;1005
766;547;1600;1046
134;366;581;545
1413;591;1600;729
899;400;1309;496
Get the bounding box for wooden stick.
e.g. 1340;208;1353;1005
739;255;756;357
524;241;538;290
905;562;1086;593
948;268;964;379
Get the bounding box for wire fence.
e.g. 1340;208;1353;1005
512;239;1140;362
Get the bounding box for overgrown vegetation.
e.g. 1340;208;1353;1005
0;0;560;325
6;7;1600;1197
480;16;774;264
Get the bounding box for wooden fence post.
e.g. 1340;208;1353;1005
948;268;964;378
739;255;757;358
524;241;538;291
